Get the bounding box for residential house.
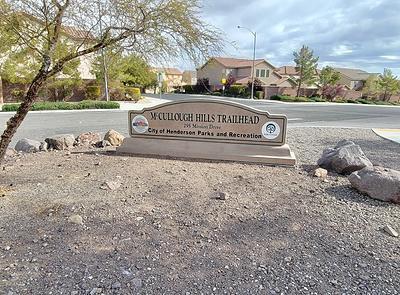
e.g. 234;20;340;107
275;66;320;88
196;57;295;90
333;68;377;90
154;67;183;92
182;70;197;85
0;15;96;103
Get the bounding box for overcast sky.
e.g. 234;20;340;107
176;0;400;75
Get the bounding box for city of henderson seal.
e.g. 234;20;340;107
262;121;280;139
132;115;149;133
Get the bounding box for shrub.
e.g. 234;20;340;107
2;101;120;112
226;85;248;97
85;86;101;100
183;85;195;94
110;87;125;101
211;91;221;96
270;95;283;101
321;85;345;101
356;98;374;105
255;91;264;99
125;87;141;101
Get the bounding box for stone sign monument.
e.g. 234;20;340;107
118;100;296;165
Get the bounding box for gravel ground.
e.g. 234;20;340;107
0;127;399;295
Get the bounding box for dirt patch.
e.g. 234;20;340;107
0;128;399;294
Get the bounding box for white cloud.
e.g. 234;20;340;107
380;55;400;60
330;45;353;56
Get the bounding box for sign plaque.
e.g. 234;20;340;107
118;100;296;165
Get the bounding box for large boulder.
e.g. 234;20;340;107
45;134;75;150
317;140;372;174
348;166;400;204
15;138;41;153
104;130;124;147
76;132;101;146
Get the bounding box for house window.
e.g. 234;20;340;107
256;69;269;78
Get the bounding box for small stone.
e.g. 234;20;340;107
112;282;122;289
15;138;41;153
70;292;78;295
39;141;48;152
45;134;75;150
359;263;368;268
101;181;122;190
95;140;111;148
131;278;142;288
104;129;125;147
284;256;292;262
76;132;101;146
4;246;11;251
90;288;102;295
313;168;328;179
136;217;144;221
383;225;399;237
68;215;83;225
216;191;228;200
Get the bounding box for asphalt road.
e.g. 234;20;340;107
1;94;400;146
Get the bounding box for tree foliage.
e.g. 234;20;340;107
363;75;380;99
0;0;223;163
378;68;399;101
293;45;319;97
93;51;157;89
319;66;340;87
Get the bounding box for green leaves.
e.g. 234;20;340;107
319;66;341;87
293;45;319;96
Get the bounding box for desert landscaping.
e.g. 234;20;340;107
1;127;399;294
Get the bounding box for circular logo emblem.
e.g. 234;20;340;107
132;115;149;133
262;121;280;139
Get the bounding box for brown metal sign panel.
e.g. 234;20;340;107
128;100;288;146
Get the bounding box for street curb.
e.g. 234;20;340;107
372;129;400;144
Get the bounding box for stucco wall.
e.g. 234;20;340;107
197;60;225;86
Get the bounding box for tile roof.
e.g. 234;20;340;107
333;67;375;81
154;67;183;75
213;57;271;69
62;25;96;41
276;66;320;76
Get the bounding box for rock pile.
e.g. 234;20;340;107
317;140;372;174
13;129;125;153
318;139;400;204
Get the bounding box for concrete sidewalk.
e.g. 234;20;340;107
118;97;169;110
372;129;400;144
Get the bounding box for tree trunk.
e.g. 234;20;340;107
296;80;302;97
0;72;48;164
0;75;3;104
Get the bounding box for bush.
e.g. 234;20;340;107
183;85;195;94
226;85;248;97
10;89;26;101
2;100;120;112
309;97;326;102
85;86;101;100
356;98;374;105
125;87;141;101
211;91;221;96
255;91;264;99
110;87;125;101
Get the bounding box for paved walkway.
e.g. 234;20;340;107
372;129;400;144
